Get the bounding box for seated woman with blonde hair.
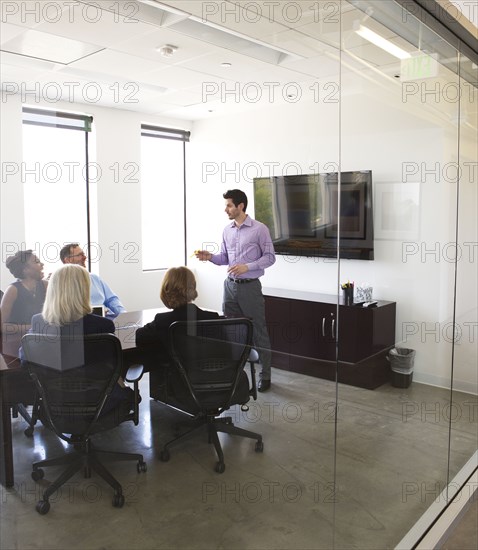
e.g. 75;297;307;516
135;266;219;367
31;264;114;336
24;264;134;412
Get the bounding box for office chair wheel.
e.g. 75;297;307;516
159;449;170;462
36;500;50;515
31;468;44;482
24;426;34;437
255;440;264;453
215;461;226;474
137;460;147;473
112;492;125;508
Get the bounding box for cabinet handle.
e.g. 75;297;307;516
322;317;325;337
331;319;335;339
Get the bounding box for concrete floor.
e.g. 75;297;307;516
442;499;478;550
1;368;476;550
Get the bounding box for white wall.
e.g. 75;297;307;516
187;79;477;394
1;81;476;393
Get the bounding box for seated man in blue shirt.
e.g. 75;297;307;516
59;243;126;316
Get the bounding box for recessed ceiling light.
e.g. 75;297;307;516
221;62;232;68
156;44;178;57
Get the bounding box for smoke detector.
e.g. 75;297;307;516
157;44;178;57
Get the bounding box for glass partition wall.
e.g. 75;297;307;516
334;1;477;547
240;1;476;546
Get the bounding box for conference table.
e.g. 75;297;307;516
0;308;165;488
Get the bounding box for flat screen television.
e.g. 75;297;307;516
253;171;374;260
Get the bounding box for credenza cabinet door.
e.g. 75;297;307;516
289;300;337;362
265;294;396;389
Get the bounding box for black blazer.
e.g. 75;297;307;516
135;303;220;352
30;313;115;337
19;314;115;362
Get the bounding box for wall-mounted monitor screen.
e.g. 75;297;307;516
253;171;374;260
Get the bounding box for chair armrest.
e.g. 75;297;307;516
249;349;259;363
125;364;144;383
248;349;259;400
125;364;144;425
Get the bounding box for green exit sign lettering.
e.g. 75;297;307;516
401;54;439;80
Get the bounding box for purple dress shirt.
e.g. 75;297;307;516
210;216;276;279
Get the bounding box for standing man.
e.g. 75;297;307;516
59;243;126;315
195;189;276;392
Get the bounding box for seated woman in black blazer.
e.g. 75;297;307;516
135;266;219;369
24;264;134;414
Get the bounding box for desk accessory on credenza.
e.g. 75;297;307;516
341;282;354;306
355;284;373;303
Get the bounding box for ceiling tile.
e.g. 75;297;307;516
2;29;103;64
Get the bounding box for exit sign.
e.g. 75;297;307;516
401;54;439;80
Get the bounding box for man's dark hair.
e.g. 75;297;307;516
59;243;79;263
5;249;34;279
223;189;248;212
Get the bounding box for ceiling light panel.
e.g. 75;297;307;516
355;25;411;59
169;18;300;65
0;22;28;46
1;29;103;64
0;49;59;71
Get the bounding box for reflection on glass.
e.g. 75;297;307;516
254;172;374;259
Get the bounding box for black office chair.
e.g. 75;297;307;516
21;333;146;514
153;318;263;473
11;400;38;436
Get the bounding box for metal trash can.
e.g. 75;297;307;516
387;347;415;388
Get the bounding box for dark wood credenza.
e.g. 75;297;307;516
264;290;396;389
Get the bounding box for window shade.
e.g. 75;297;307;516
22;107;93;132
141;124;190;142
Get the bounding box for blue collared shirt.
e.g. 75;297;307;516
210;215;276;279
90;273;126;315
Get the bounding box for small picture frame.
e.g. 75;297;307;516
374;182;421;241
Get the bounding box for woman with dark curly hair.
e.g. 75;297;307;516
1;250;48;355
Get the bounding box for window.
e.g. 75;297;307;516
22;107;93;272
140;125;190;270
